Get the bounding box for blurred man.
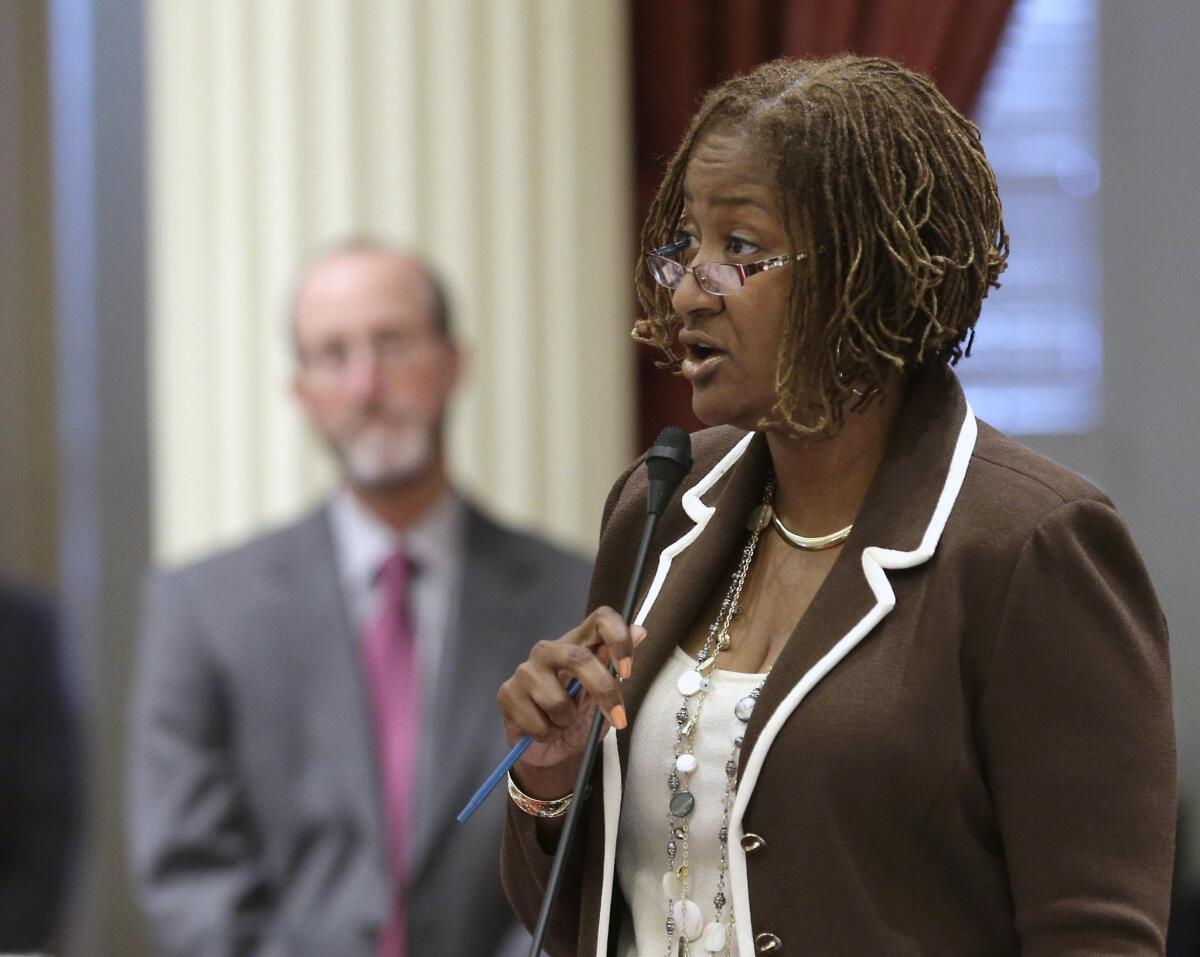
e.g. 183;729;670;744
0;581;77;952
129;241;591;957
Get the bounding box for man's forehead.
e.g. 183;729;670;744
294;251;437;333
300;250;432;301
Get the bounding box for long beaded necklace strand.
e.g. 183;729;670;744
663;477;775;957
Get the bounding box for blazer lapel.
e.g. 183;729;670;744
737;364;972;769
614;368;975;785
616;434;771;771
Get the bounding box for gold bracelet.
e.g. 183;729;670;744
507;772;573;819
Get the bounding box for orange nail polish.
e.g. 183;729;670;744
611;705;628;730
619;657;632;679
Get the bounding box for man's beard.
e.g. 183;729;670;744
328;413;438;490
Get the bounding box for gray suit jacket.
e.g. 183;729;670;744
129;501;592;957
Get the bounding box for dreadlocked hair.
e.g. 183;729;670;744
633;55;1009;436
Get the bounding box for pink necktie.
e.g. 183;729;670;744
363;551;420;957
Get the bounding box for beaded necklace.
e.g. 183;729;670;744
662;477;774;956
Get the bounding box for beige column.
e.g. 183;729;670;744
148;0;634;562
0;1;58;586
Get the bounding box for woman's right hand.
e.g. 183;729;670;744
497;606;647;800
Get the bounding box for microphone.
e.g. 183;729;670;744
526;427;692;957
456;427;694;827
646;426;693;516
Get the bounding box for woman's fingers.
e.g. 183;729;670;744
587;606;636;677
497;609;652;757
529;638;625;729
499;683;555;741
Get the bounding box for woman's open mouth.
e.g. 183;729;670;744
681;340;726;381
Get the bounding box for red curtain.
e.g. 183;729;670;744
632;0;1016;450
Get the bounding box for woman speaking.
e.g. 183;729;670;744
497;56;1175;955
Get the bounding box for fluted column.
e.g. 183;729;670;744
148;0;633;561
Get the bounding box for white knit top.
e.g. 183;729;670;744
617;647;765;956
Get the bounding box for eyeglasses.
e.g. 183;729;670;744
300;328;442;385
644;240;807;297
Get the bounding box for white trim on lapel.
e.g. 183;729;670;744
596;727;622;956
593;431;757;956
726;405;978;956
633;432;757;629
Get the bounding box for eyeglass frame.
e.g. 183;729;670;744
644;239;808;297
297;326;448;386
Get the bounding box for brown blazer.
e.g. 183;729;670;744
502;366;1176;956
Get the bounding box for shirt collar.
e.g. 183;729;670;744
328;484;465;592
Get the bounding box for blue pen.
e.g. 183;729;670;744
457;678;583;823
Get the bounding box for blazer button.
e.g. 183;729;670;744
755;931;783;952
740;832;766;852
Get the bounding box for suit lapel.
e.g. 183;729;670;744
269;509;388;863
409;508;526;885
